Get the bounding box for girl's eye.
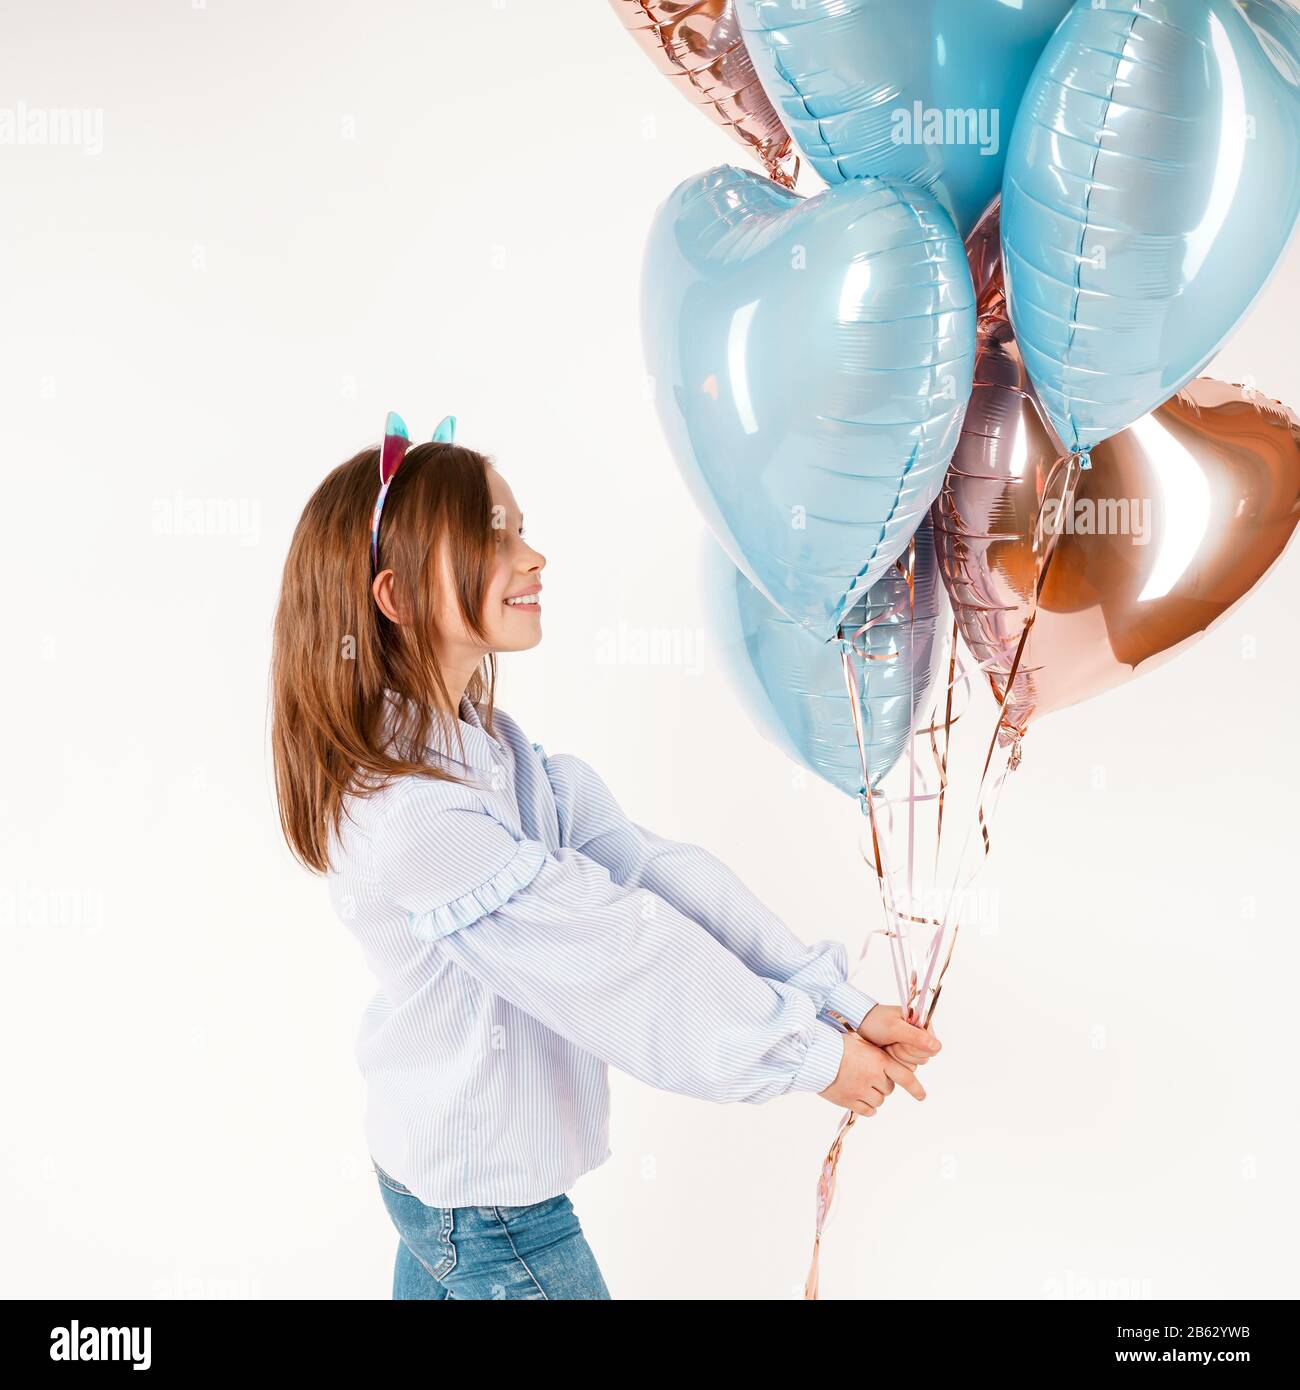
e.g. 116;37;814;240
518;527;526;539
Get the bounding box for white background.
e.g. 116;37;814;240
2;0;1297;1300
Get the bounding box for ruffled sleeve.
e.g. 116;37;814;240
375;774;848;1105
408;836;547;941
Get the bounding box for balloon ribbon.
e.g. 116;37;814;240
802;451;1088;1298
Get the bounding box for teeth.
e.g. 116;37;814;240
505;594;539;606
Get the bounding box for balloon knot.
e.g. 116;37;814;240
1076;448;1092;471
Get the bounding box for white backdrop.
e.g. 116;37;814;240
2;0;1297;1300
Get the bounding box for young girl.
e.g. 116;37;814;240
270;411;940;1301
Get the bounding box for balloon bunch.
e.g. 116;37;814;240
619;0;1300;1298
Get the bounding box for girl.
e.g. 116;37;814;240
270;411;940;1301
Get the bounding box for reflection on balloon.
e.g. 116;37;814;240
702;522;947;797
1001;0;1300;454
964;196;1002;306
735;0;1072;237
932;269;1300;735
642;163;975;642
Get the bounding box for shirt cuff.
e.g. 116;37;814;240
786;1019;846;1096
820;981;878;1032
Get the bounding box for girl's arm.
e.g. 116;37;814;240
535;747;877;1032
378;779;848;1106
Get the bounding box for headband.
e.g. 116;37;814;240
370;410;456;570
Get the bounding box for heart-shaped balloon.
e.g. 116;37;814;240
1001;0;1300;455
735;0;1072;237
643;163;975;642
932;262;1300;736
607;0;797;186
701;522;947;797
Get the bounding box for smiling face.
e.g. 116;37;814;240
420;463;544;691
370;460;545;701
475;466;545;651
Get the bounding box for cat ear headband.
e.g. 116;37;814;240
370;410;456;571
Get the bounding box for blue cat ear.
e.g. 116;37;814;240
431;415;456;444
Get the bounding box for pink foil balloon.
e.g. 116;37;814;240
932;248;1300;738
608;0;797;186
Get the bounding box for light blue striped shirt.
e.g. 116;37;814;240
326;692;877;1207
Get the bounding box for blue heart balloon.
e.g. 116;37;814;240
1001;0;1300;457
700;521;947;798
642;164;975;642
735;0;1073;238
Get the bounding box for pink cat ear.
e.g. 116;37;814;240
380;411;410;486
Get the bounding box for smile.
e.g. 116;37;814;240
504;594;541;609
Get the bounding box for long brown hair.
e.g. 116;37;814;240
271;440;499;872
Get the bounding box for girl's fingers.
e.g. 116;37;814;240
894;1020;941;1053
885;1060;926;1101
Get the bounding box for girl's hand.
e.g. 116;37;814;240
818;1031;926;1117
856;1004;941;1070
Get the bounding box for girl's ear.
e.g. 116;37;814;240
372;568;402;624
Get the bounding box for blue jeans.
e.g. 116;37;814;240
372;1160;612;1300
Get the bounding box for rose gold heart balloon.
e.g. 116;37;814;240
608;0;797;187
932;246;1300;738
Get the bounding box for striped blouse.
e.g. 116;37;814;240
326;692;877;1208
